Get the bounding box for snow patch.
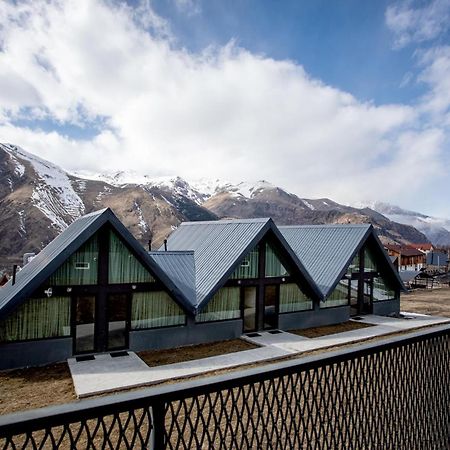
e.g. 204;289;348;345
18;210;26;236
302;199;315;210
134;201;149;234
2;144;85;231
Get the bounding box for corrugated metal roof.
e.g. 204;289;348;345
164;219;271;308
148;251;196;306
279;224;371;297
163;218;322;309
0;208;193;319
399;270;421;283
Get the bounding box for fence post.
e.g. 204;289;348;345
151;400;166;449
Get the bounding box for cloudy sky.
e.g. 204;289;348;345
0;0;449;217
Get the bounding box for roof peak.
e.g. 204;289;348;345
180;217;271;226
279;223;372;229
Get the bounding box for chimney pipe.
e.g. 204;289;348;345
12;264;17;285
164;239;168;252
148;240;152;251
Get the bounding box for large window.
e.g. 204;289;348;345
131;291;185;329
279;283;312;313
197;287;241;322
321;280;349;308
0;297;71;342
109;231;155;284
230;246;259;279
265;243;289;278
49;236;98;285
373;277;396;302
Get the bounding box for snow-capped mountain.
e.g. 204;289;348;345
0;143;437;271
362;201;450;246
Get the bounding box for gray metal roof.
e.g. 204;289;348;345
0;209;193;319
279;224;372;297
399;270;421;283
148;251;196;306
163;218;321;309
280;224;405;296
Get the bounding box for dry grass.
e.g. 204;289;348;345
291;320;373;338
138;338;257;367
401;286;450;317
0;363;75;415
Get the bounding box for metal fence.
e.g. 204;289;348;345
1;324;449;449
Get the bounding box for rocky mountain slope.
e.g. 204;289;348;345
362;202;450;247
0;143;432;271
202;182;429;244
0;143;216;269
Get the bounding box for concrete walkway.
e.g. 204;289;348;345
68;345;291;398
68;312;449;398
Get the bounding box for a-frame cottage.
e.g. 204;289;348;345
0;209;404;369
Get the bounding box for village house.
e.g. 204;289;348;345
384;243;426;271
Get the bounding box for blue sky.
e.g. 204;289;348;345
0;0;449;217
151;0;426;104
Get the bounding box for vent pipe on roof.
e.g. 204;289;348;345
12;264;17;285
164;239;168;252
148;240;152;251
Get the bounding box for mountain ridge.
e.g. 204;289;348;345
0;143;440;271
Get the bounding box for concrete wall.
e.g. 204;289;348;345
372;298;400;316
129;317;243;352
0;338;72;370
279;306;350;331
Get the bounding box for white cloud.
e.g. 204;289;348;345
0;0;449;216
386;0;450;49
172;0;202;16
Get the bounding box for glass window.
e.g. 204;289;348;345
265;243;289;278
0;297;71;342
364;248;378;272
131;291;185;329
321;280;349;308
109;231;155;284
347;254;360;274
49;236;98;285
373;277;396;302
197;287;241;322
279;283;312;313
230;246;259;279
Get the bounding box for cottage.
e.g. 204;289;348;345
0;209;404;370
280;224;403;317
384;244;426;271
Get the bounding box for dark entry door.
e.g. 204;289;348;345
74;294;129;354
263;285;278;330
74;295;96;354
106;294;129;350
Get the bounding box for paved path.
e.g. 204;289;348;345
68;312;449;398
68;346;291;398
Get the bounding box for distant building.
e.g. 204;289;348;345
407;243;434;254
426;251;449;273
384;244;426;271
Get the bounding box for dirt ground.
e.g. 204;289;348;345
401;286;450;317
0;363;75;415
1;288;449;416
138;338;257;367
291;320;373;338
